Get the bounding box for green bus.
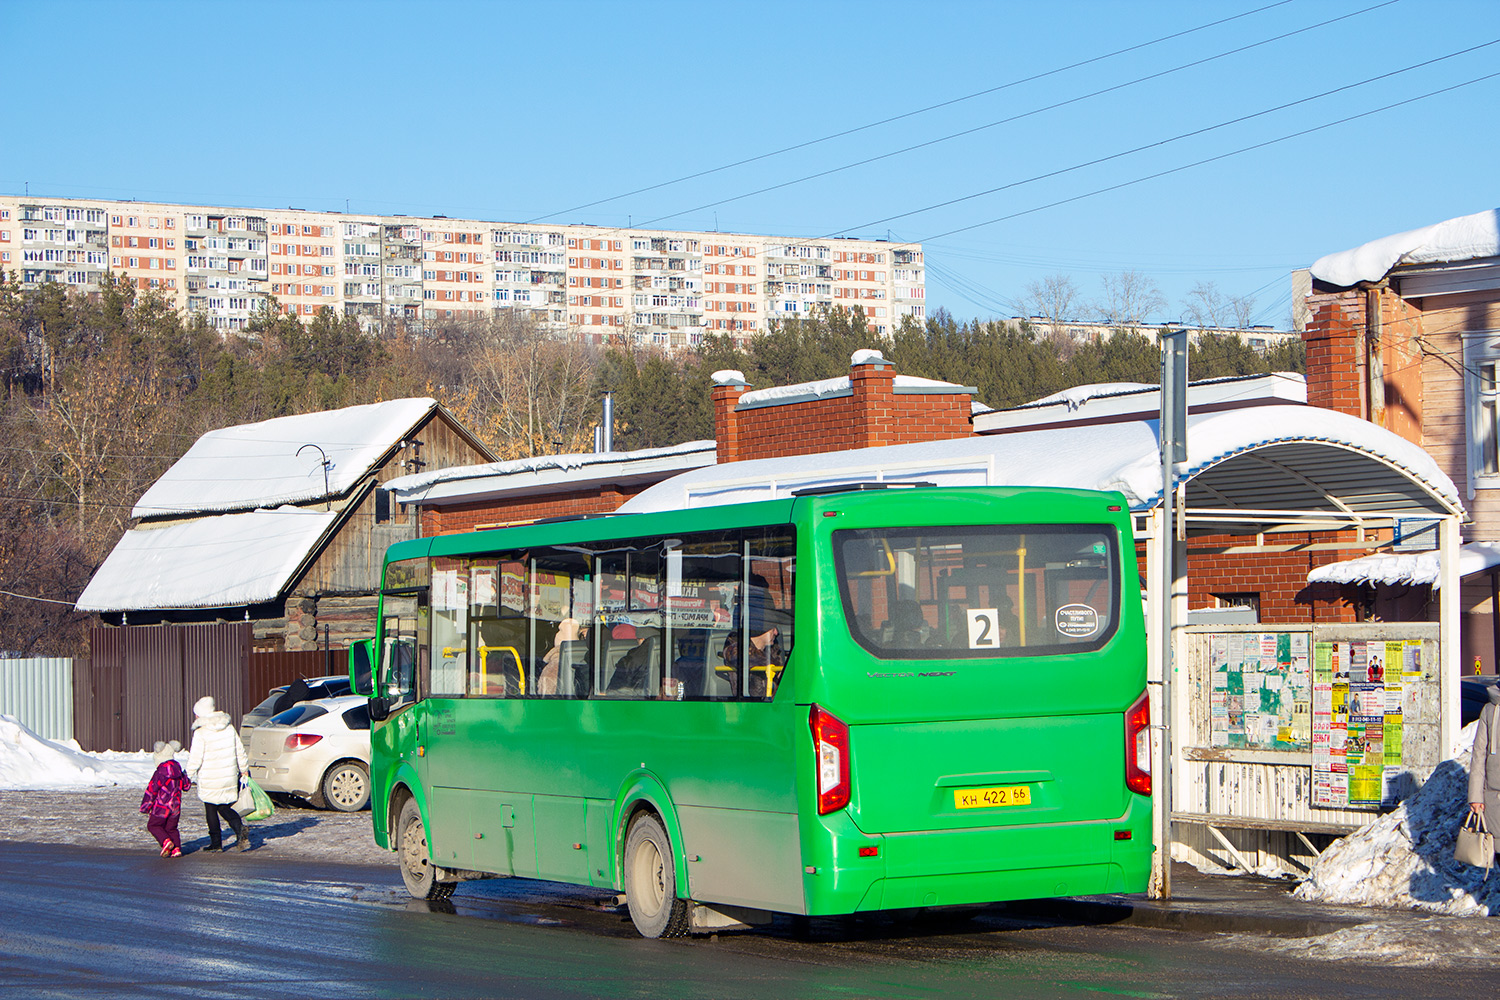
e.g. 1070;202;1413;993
351;484;1151;937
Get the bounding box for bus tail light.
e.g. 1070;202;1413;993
1125;691;1151;797
810;705;850;814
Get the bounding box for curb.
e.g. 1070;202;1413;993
1004;895;1370;938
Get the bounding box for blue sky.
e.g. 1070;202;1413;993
3;0;1496;328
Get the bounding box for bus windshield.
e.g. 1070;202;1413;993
833;524;1118;658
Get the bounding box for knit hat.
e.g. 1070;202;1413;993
192;696;217;718
152;740;182;764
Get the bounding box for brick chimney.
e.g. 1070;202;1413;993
849;348;897;449
711;370;749;464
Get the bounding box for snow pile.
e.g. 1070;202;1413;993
1294;722;1500;916
0;715;157;790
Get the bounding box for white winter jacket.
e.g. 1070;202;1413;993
187;711;248;805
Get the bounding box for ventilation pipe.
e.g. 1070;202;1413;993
598;392;615;453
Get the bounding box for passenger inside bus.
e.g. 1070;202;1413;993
537;618;581;696
671;629;710;697
606;625;660;696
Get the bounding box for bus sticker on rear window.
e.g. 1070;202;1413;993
966;608;1000;649
1055;604;1100;638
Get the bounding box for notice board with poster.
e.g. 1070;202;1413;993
1309;638;1422;808
1189;625;1438;817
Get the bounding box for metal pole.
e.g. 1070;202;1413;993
1153;328;1187;899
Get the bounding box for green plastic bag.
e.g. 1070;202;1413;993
244;777;275;822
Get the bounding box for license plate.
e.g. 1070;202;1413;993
954;785;1032;809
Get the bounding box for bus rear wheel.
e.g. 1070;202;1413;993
398;798;455;901
623;813;689;938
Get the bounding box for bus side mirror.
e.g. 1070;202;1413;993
350;640;375;697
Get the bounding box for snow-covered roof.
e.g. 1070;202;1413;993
132;398;439;518
736;373;975;410
1032;382;1157;408
1307;542;1500;588
617;404;1461;520
975;373;1306;431
76;508;339;612
1310;208;1500;288
384;441;717;505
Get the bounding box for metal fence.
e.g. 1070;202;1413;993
78;624;351;752
0;657;73;743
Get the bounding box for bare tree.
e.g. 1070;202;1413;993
443;314;599;459
1023;274;1082;355
1096;270;1166;329
1182;281;1228;329
1229;294;1257;329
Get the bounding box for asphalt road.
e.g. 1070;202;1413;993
0;841;1491;1000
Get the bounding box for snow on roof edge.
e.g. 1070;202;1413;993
1309;208;1500;288
383;440;717;494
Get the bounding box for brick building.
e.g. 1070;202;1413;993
1301;207;1500;667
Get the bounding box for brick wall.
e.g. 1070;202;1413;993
1304;289;1365;416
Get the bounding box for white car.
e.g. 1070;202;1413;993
246;695;371;811
239;675;353;744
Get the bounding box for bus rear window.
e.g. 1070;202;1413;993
833;525;1119;659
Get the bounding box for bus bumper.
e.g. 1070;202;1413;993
802;795;1153;916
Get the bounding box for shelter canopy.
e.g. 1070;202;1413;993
618;405;1461;525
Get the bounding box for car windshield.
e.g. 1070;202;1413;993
270;704;329;727
833;524;1119;659
247;692;284;717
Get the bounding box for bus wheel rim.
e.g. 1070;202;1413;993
402;818;426;876
633;839;664;916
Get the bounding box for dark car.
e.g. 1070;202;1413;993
239;674;353;742
1461;674;1498;727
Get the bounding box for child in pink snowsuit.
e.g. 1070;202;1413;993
140;740;192;857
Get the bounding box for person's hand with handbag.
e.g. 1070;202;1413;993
1456;805;1495;871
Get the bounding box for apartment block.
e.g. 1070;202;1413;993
0;195;925;344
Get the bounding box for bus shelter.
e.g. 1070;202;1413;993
619;403;1465;890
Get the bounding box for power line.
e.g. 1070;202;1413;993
821;38;1498;239
629;0;1404;231
916;70;1500;245
524;0;1301;223
0;588;82;607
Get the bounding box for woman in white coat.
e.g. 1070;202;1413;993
186;695;251;852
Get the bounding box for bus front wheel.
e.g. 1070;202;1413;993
623;813;689;938
398;798;455;901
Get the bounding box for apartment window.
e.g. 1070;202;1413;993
128;217;139;227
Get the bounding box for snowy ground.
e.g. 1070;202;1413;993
0;713;391;864
1221;918;1500;968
